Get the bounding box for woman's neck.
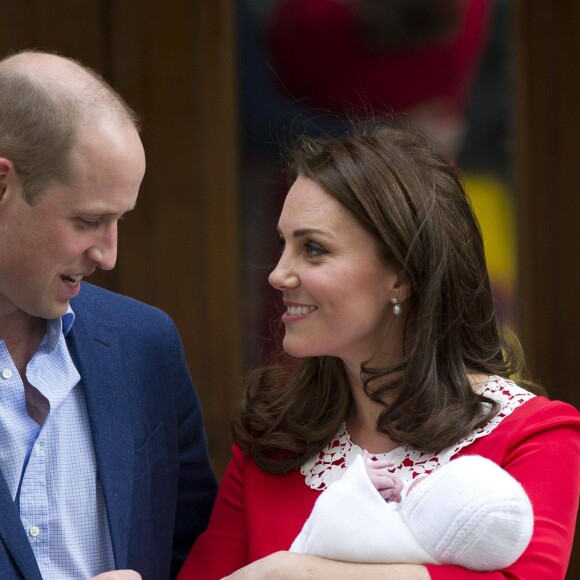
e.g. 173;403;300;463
345;410;400;454
344;366;400;454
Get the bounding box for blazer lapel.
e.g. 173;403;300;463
67;308;135;571
0;473;43;579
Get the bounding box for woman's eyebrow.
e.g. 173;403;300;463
291;228;334;239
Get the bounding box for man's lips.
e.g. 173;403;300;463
60;270;94;284
61;274;83;284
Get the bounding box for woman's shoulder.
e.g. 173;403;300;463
450;376;578;454
487;390;580;442
482;375;579;428
454;376;580;464
298;376;579;489
230;444;305;481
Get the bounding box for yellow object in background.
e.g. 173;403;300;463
464;173;516;324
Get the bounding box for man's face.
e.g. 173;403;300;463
0;120;145;321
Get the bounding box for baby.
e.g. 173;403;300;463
363;450;405;501
291;454;533;571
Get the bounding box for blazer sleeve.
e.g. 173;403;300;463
426;400;580;580
177;445;249;580
168;319;219;577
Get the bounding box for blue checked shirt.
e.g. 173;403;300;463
0;307;115;579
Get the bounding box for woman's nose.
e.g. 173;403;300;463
268;255;300;290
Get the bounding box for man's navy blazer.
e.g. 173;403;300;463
0;283;218;579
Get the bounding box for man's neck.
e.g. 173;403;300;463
0;314;47;374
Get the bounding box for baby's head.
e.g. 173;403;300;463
401;455;534;571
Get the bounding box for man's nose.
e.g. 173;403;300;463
86;224;118;271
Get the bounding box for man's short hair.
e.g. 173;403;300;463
0;50;140;204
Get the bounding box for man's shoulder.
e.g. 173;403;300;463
68;284;187;368
71;282;172;326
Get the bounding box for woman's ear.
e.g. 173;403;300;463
393;268;412;304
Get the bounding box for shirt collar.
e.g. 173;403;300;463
62;305;75;336
45;305;76;350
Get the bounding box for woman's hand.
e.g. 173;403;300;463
222;551;290;579
90;571;141;580
222;552;430;579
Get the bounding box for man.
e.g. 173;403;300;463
0;50;217;579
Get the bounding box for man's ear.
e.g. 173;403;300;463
0;157;20;202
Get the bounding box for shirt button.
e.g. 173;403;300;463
29;525;40;538
1;368;12;379
33;443;42;455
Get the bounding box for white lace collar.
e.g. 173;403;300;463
300;376;535;490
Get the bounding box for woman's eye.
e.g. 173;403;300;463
276;236;286;250
305;241;327;257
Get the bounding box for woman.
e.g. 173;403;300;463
179;121;580;579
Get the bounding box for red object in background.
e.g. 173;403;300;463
267;0;490;118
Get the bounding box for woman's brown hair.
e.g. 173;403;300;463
233;119;537;473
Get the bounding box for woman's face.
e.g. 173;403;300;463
269;176;404;370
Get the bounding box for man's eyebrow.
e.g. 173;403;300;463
75;204;137;217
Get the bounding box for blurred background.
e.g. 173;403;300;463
1;0;578;575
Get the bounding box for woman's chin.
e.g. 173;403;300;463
282;340;327;360
282;339;315;359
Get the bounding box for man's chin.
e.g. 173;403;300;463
33;301;71;320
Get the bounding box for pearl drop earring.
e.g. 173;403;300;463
391;297;401;316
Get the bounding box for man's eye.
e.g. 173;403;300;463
305;241;327;257
77;218;103;229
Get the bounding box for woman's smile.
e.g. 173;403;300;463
283;303;318;319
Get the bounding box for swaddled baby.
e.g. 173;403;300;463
291;454;533;571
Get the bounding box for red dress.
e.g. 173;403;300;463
179;378;580;579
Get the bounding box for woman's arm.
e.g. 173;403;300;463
224;552;429;579
177;447;249;579
427;400;580;579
